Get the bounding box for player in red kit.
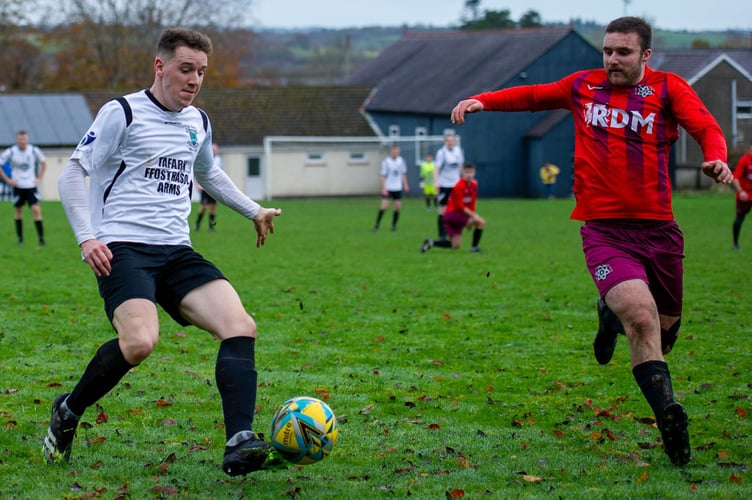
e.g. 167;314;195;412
732;143;752;250
450;17;733;466
420;163;485;253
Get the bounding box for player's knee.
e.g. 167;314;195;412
661;317;681;354
223;312;257;339
122;335;158;364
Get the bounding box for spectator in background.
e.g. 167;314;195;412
540;162;560;199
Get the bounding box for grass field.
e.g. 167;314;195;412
0;194;750;499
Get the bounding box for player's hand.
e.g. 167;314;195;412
740;191;749;201
253;207;282;248
80;239;113;277
451;99;484;125
701;160;733;183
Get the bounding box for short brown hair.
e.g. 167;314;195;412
605;16;652;52
156;28;213;59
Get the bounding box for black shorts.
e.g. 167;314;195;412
97;243;226;326
13;187;39;208
437;187;453;206
200;190;216;204
382;190;403;200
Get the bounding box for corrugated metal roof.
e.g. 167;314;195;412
0;94;93;147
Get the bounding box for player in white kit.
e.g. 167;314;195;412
0;130;47;245
434;133;464;240
43;28;285;477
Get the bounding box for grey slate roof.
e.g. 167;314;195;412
650;48;752;82
346;28;576;114
0;94;94;147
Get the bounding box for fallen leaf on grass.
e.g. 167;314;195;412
156;399;172;407
730;473;742;484
446;489;465;498
522;475;543;483
718;450;730;459
736;407;748;418
636;471;649;483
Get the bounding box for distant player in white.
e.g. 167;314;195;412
44;28;285;477
194;142;222;231
434;132;465;239
374;144;409;231
0;130;47;245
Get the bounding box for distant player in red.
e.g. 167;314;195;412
450;17;733;466
421;163;485;253
732;143;752;250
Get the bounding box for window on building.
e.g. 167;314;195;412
247;157;260;177
348;152;368;165
388;125;400;137
305;153;326;166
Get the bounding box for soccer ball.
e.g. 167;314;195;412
270;396;339;465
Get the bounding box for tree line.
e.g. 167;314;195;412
0;0;253;91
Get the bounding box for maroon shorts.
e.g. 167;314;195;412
443;210;470;237
580;220;684;316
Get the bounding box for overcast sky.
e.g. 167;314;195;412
252;0;751;32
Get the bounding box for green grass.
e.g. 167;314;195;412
0;194;750;499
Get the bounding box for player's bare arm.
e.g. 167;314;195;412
701;160;733;184
80;239;114;277
451;99;484;124
253;207;282;247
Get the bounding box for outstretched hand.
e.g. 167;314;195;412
451;99;484;125
701;160;733;184
253;207;282;247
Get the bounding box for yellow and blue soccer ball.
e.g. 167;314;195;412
270;396;338;465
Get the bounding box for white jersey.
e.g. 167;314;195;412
0;144;45;189
435;144;465;189
380;155;407;192
70;89;214;246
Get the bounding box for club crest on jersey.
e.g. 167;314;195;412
79;131;97;147
634;85;655;98
185;125;199;149
594;264;612;281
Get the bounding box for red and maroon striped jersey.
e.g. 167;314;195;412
733;153;752;199
446;178;478;213
471;66;727;221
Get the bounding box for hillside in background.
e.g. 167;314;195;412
248;22;751;85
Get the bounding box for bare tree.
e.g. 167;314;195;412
41;0;254;89
0;0;45;90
